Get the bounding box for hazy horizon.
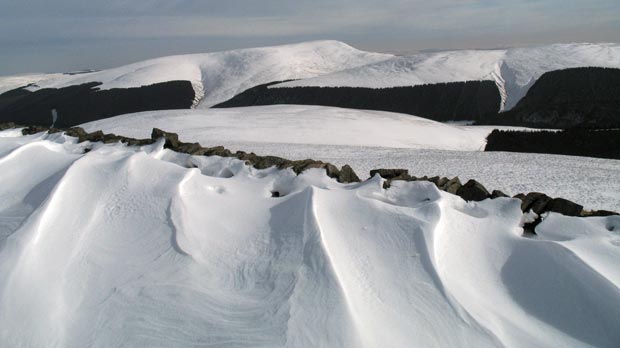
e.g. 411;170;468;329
1;0;618;75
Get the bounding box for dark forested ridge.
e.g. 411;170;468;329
485;129;620;160
483;67;620;159
214;80;502;122
0;81;195;127
481;67;620;128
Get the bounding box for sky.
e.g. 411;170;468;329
0;0;619;75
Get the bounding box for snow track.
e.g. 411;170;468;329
0;131;619;347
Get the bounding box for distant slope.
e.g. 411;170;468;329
1;41;619;127
0;81;195;128
80;105;522;151
214;80;501;122
483;67;620;128
2;41;392;108
274;43;620;111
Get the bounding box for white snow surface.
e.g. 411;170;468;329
2;41;390;108
2;41;619;110
81;106;619;211
274;42;620;110
1;130;619;348
81;105;524;152
0;73;66;95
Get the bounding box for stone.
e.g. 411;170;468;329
369;168;409;179
490;190;509;199
456;179;490;201
520;192;552;214
581;210;619;217
437;177;449;189
151;128;179;149
176;142;203;155
86;130;105;142
0;122;19;131
338;165;361;183
21;125;49;135
122;137;155;147
324;163;341;179
428;176;441;185
444;177;462;194
286;159;327;175
203;146;232;157
547;198;583;216
102;134;123;144
64;127;89;142
252;155;290;169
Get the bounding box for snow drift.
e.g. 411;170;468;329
1;130;619;347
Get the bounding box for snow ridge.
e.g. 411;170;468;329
0;131;619;347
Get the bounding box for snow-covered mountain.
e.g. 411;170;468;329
1;129;619;347
273;43;620;110
1;41;391;108
1;41;618;111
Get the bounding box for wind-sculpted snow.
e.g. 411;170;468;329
1;131;619;347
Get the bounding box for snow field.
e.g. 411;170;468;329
81;106;619;211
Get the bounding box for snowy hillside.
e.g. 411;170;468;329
80;106;620;212
274;42;620;110
2;41;618;111
0;130;619;347
0;73;65;95
81;105;524;151
4;41;391;108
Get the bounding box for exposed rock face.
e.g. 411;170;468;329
215;80;501;122
0;81;195;128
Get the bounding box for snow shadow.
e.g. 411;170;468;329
500;242;620;347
